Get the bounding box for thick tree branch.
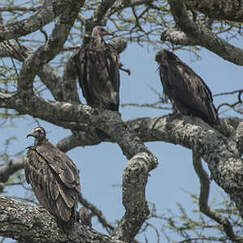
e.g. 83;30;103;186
89;111;158;241
165;0;243;66
127;115;243;218
235;120;243;155
93;0;116;25
17;0;83;94
57;133;101;152
192;151;238;242
37;64;64;101
0;0;78;41
0;6;38;12
0;196;124;243
61;55;81;104
112;152;156;242
161;29;198;46
185;0;243;22
107;0;153;17
0;41;64;101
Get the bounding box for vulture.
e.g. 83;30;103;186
74;26;120;111
25;127;81;230
155;50;220;126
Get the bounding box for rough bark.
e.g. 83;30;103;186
0;196;123;243
164;0;243;66
0;0;82;41
185;0;243;22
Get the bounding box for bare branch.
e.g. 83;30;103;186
112;152;157;242
93;0;116;24
79;194;114;233
185;0;243;22
0;196;124;243
165;0;243;65
0;6;38;12
0;41;30;61
161;29;198;46
235;121;243;154
56;133;101;152
0;41;64;101
17;0;83;94
0;0;74;41
37;64;64;101
192;151;238;242
61;55;81;104
0;156;24;183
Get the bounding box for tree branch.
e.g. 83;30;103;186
61;55;81;104
235;120;243;154
185;0;243;22
93;0;116;25
165;0;243;66
0;196;124;243
56;133;101;152
112;152;157;242
79;194;114;233
161;29;198;46
17;0;83;94
0;41;64;101
0;6;38;12
0;156;24;183
192;151;238;242
0;0;77;41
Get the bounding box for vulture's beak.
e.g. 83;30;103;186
26;131;36;138
26;133;33;138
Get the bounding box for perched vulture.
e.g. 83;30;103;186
25;127;81;230
155;50;219;126
74;26;120;111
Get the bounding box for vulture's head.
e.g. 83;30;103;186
155;50;179;67
155;50;169;67
27;127;46;143
91;26;112;39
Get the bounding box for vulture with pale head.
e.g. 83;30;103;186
155;50;219;126
25;127;81;230
74;26;120;111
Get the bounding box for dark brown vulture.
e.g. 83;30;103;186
155;50;220;126
74;26;120;111
25;127;81;230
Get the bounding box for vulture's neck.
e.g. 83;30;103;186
34;138;48;146
92;35;105;48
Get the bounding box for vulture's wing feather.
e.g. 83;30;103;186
35;142;80;192
164;58;219;125
74;47;90;103
25;144;80;224
75;42;120;111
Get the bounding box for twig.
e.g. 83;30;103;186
78;194;114;233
